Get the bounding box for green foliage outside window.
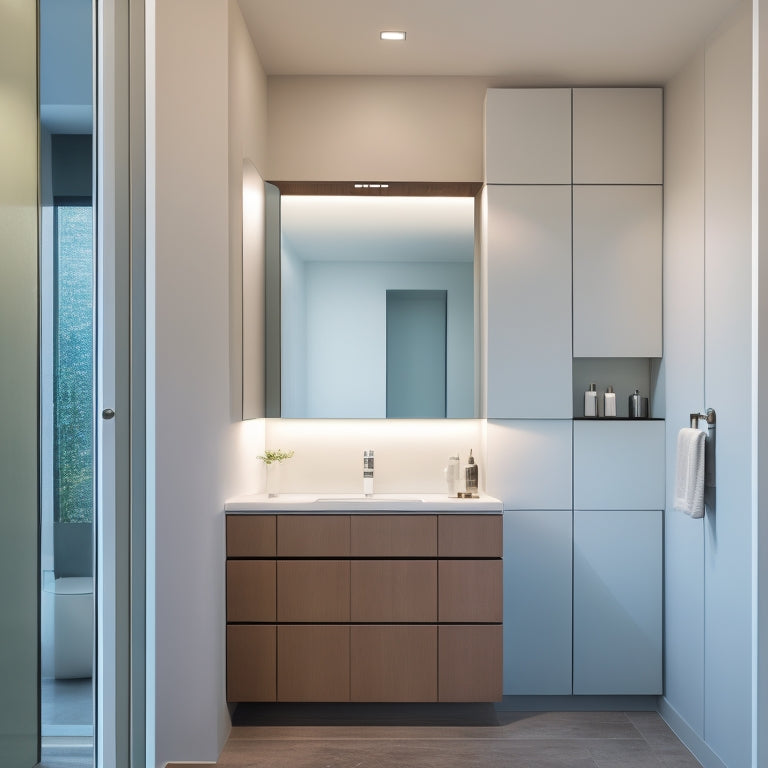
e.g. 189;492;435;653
54;203;94;523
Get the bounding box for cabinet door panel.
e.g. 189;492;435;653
227;625;276;702
485;88;572;184
438;514;502;557
573;185;662;358
277;514;350;557
572;88;663;184
439;625;502;702
277;560;350;622
503;510;572;695
350;514;436;557
573;509;662;695
278;625;349;702
351;626;437;702
438;560;502;623
351;561;436;622
226;560;276;622
227;514;276;557
573;419;665;510
486;185;572;418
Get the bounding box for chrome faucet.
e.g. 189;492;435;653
363;449;374;497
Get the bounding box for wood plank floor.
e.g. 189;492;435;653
208;704;702;767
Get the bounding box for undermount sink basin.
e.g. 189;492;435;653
313;495;424;504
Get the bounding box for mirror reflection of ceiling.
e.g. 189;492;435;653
281;196;474;264
238;0;740;82
40;0;93;133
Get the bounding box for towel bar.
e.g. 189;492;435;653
690;409;716;429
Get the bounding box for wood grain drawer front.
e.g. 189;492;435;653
350;515;436;557
351;625;437;702
226;560;276;622
278;625;350;702
351;561;437;622
439;625;502;702
277;560;350;622
226;515;276;557
277;515;350;557
438;515;502;557
438;560;503;623
226;625;276;702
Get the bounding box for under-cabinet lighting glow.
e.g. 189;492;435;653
380;30;406;41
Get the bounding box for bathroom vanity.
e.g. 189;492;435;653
224;495;503;703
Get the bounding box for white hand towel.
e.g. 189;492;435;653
673;427;706;518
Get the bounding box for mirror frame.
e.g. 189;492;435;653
249;180;483;420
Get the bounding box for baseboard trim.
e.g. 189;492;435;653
657;697;727;768
164;763;216;767
496;694;658;711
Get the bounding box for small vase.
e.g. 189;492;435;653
266;461;281;498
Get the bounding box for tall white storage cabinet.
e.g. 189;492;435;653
484;87;664;700
572;186;662;358
484;89;573;419
486;186;572;418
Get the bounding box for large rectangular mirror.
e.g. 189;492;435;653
247;181;480;419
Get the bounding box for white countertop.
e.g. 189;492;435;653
224;492;502;513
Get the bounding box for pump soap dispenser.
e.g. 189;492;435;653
464;450;479;497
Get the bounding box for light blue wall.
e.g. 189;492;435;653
662;3;753;766
280;239;307;416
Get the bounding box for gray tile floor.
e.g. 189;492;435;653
40;677;94;768
217;705;702;767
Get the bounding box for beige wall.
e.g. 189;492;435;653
267;76;489;181
151;0;266;764
0;0;39;762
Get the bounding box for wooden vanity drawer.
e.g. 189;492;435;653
350;515;436;557
277;560;350;622
227;514;276;557
438;515;503;557
277;515;350;557
351;560;437;622
438;560;503;622
438;625;502;702
226;560;276;622
226;624;276;702
351;625;437;702
278;625;350;702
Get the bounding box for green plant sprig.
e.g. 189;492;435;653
257;448;295;465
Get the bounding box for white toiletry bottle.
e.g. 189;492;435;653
603;385;616;418
363;449;374;497
446;454;460;497
465;450;479;496
584;383;598;418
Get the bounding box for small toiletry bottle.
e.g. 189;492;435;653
465;450;479;496
363;450;374;496
584;383;598;418
603;385;616;418
446;454;460;497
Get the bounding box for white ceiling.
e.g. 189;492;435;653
281;196;475;263
238;0;741;82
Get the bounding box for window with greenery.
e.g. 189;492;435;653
54;198;94;523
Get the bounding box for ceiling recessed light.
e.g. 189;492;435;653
380;31;406;41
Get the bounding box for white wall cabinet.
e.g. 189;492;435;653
486;185;572;418
573;508;663;695
486;419;572;510
572;88;663;184
485;88;571;184
503;510;572;695
573;185;662;358
573;419;665;510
